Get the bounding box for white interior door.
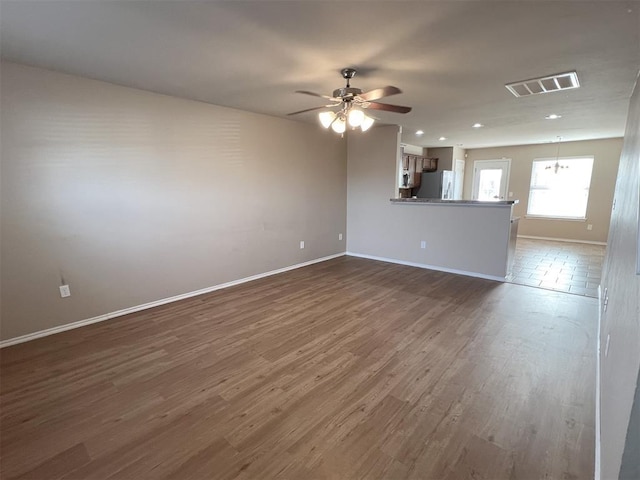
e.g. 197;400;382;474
472;159;511;201
453;159;465;200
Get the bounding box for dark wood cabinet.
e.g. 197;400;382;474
422;157;438;172
400;154;438;194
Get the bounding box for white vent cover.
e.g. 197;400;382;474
506;71;580;97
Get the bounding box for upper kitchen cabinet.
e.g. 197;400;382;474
399;148;439;196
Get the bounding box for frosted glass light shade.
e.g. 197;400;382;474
318;111;336;129
331;117;346;133
360;115;375;132
347;108;365;127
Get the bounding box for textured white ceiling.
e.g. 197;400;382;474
1;1;639;148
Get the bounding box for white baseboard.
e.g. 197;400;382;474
517;235;607;246
0;252;346;349
595;284;602;480
345;252;505;282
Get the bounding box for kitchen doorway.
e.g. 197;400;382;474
472;159;511;201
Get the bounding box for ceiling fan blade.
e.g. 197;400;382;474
366;101;412;114
358;86;402;102
295;90;333;100
287;105;334;116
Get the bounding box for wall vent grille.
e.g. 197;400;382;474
505;71;580;98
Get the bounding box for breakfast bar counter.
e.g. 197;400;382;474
390;198;519;207
351;197;521;280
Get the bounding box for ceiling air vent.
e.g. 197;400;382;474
505;71;580;98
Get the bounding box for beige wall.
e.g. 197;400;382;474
426;146;453;171
599;74;640;480
347;126;513;280
423;146;465;172
464;138;622;243
0;62;347;341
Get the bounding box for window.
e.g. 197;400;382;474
527;156;594;219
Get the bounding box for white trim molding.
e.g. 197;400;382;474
517;234;607;246
346;252;505;282
0;253;346;348
524;215;587;222
471;158;512;201
595;284;602;480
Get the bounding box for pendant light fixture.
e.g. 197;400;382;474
545;136;569;174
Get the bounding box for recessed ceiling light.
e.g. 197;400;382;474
472;123;484;128
545;114;562;120
439;136;447;141
416;130;424;136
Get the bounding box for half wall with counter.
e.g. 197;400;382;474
389;199;519;279
347;125;518;281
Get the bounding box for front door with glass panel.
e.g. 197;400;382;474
472;159;511;201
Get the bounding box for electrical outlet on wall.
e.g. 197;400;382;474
587;224;593;231
339;233;343;241
59;285;71;298
420;240;427;249
300;241;305;249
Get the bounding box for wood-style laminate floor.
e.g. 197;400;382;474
0;256;597;480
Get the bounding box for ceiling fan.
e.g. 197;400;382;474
287;68;412;134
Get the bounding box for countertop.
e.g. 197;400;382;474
390;198;519;206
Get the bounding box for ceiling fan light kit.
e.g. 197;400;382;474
288;68;411;136
319;104;374;134
360;114;375;132
331;116;346;134
347;108;365;127
319;111;336;128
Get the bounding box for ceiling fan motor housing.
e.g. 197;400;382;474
332;87;363;100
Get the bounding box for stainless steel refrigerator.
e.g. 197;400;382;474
415;171;455;199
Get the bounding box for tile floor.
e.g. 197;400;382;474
507;237;605;297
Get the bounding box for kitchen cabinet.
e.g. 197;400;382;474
400;153;438;193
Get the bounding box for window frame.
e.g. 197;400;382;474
525;155;594;221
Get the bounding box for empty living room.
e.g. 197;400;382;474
1;2;639;479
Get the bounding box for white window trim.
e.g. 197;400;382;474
526;155;594;220
525;215;587;221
